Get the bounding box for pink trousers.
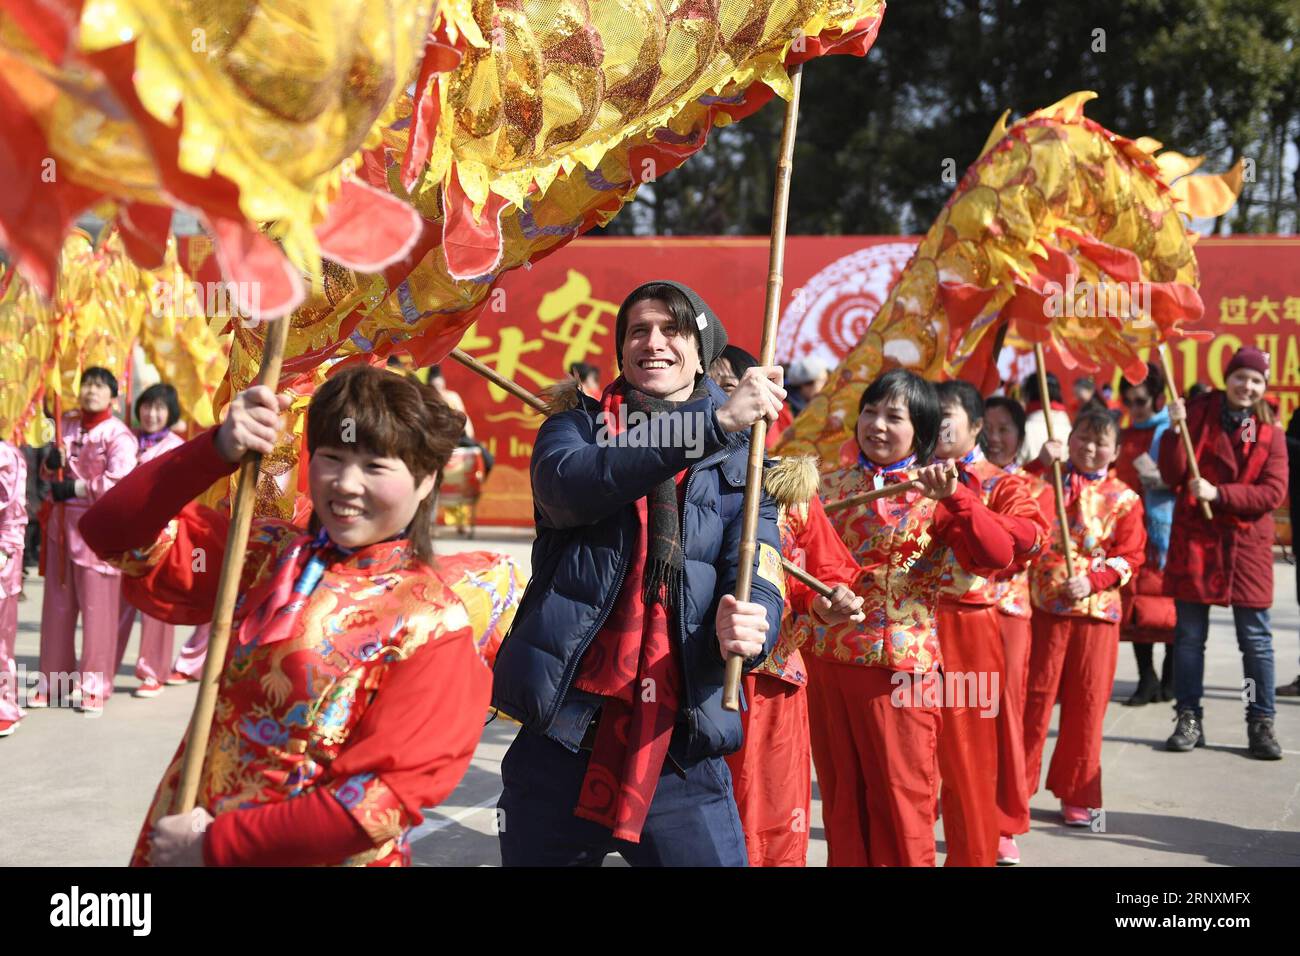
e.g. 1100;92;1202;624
39;550;121;704
1;594;19;722
172;624;209;679
115;591;175;684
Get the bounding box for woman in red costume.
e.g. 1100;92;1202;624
932;381;1049;867
979;395;1048;866
806;368;1018;867
1022;409;1145;840
724;455;864;866
81;365;492;866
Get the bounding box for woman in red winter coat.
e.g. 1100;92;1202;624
1160;346;1286;760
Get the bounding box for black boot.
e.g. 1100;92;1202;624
1158;648;1174;702
1124;643;1159;706
1166;709;1206;752
1277;674;1300;697
1247;717;1283;760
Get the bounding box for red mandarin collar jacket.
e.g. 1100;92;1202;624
80;430;491;866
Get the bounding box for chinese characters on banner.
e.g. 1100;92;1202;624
1170;238;1300;427
426;236;1299;526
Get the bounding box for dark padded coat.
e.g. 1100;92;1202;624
491;379;786;762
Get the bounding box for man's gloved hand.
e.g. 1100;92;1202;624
50;479;78;502
46;448;63;471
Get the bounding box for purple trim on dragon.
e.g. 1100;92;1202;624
518;200;582;240
698;93;746;106
396;281;433;326
584;168;632;192
653;127;704;146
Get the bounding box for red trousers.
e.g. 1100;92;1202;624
995;612;1032;836
936;604;1003;867
724;672;811;867
806;656;940;867
1022;612;1119;811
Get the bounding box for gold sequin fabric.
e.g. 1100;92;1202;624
779;91;1243;471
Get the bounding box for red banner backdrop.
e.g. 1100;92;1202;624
435;235;1300;526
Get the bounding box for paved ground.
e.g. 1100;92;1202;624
3;530;1298;867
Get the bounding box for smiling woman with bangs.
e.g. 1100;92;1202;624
1021;407;1147;840
114;383;186;701
805;368;1020;867
1159;345;1288;760
81;365;493;866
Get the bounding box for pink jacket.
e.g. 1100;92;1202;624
136;429;184;465
0;442;27;598
49;413;137;575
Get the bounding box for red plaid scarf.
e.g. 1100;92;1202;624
572;380;685;842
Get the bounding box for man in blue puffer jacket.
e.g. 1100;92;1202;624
493;280;789;866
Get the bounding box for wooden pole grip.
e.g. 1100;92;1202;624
1158;346;1214;521
1034;344;1076;575
823;485;899;514
173;316;292;814
781;557;834;599
723;63;803;713
724;418;769;710
822;466;959;514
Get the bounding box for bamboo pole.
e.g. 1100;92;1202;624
782;558;833;599
822;471;952;514
1158;345;1214;521
451;349;548;414
1034;343;1076;575
173;316;293;813
723;63;804;712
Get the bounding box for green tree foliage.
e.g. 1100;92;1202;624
600;0;1299;236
